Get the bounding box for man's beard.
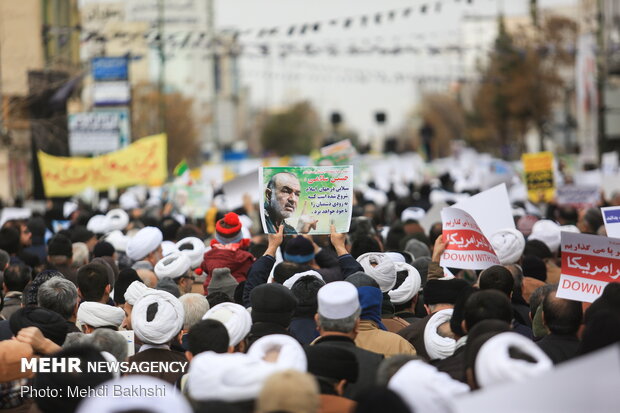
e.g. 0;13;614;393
270;196;293;219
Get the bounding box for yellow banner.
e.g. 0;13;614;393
38;134;168;197
522;151;555;203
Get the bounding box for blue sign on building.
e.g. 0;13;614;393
92;57;129;81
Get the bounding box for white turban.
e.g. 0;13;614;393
186;352;277;402
119;191;140;211
357;252;397;292
424;309;456;360
388;262;421;305
385;252;406;263
388;360;469;413
475;332;553;388
154;252;191;280
126;226;163;261
490;228;526;265
401;207;426;222
77;302;125;329
282;270;324;289
161;240;179;257
124;280;151;306
203;302;252;347
561;224;580;234
87;215;110;235
106;208;129;232
75;376;192;413
103;230;128;252
132;290;184;345
528;220;561;253
247;334;307;372
176;237;206;269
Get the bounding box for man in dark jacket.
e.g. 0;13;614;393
242;225;363;307
247;283;297;346
537;289;582;364
311;281;384;399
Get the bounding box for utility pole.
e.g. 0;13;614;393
208;0;219;152
158;0;166;133
596;0;607;159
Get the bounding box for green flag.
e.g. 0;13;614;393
173;159;189;176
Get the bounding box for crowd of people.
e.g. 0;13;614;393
0;173;619;413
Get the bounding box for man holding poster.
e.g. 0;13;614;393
260;166;353;235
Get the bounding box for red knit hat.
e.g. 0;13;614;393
214;212;243;244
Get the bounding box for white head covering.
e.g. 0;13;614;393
103;230;128;253
119;191;140;211
424;309;456;360
561;224;580;234
160;240;179;257
528;220;561;253
385;252;406;263
203;302;252;347
401;207;426;222
132;290;184;345
87;215;110;235
100;351;120;378
106;208;129;232
317;281;359;319
186;352;277;402
388;262;422;305
475;331;553;388
357;252;397;292
176;237;206;269
247;334;307;372
154;252;191;280
124;280;151;306
75;376;192;413
490;228;526;265
126;226;163;261
77;302;125;329
282;270;324;289
388;360;469;413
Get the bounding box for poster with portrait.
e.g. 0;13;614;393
259;166;353;235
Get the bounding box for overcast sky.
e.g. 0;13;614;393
215;0;578;142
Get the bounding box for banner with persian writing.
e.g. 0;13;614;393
440;207;500;270
38;134;167;197
259;166;353;235
557;231;620;303
522;151;555;203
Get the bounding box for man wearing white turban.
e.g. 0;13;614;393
490;228;525;265
186;351;280;406
473;331;553;389
388;360;469;413
356;253;397;292
175;237;206;269
424;309;457;360
389;262;422;324
126;290;188;384
247;334;307;372
123;280;152;329
127;227;164;270
203;302;252;352
154;252;194;296
77;301;125;333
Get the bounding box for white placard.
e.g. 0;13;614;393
453;183;515;240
